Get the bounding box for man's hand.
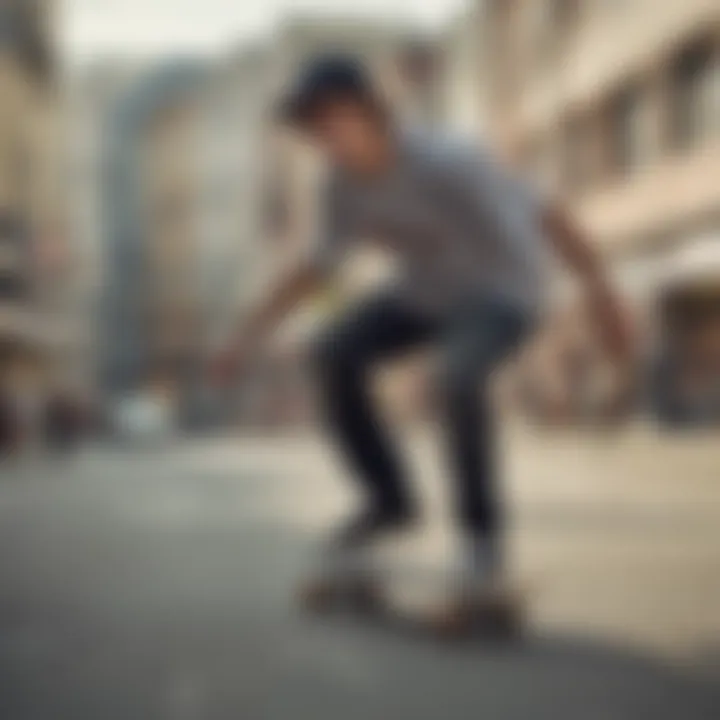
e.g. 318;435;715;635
586;284;637;423
543;200;638;422
543;201;636;365
586;282;635;367
208;262;323;389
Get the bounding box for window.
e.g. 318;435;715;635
670;40;720;150
530;0;579;61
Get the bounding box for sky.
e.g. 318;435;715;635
63;0;466;67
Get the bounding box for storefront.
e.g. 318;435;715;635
0;308;50;453
647;236;720;426
515;233;720;427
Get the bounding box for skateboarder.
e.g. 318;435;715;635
212;55;632;627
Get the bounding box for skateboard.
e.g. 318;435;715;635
297;571;527;641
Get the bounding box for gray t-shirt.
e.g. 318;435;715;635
313;130;550;316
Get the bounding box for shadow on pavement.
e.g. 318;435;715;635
0;460;717;719
0;517;717;720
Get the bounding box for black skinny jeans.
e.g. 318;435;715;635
313;290;531;541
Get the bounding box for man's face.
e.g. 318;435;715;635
305;100;381;171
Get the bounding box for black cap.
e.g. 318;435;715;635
277;54;375;127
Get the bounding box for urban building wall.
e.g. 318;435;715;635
443;0;720;424
194;47;274;338
99;63;204;401
0;0;64;433
65;63;142;396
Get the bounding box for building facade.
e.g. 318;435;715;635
194;48;274;343
97;51;274;429
99;63;204;411
0;0;66;444
65;63;142;397
446;0;720;422
189;47;277;427
139;88;199;405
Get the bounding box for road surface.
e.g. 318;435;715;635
0;427;718;719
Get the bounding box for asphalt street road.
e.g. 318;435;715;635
0;430;718;719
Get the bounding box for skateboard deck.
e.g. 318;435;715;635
297;569;528;641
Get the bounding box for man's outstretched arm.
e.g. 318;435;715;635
541;200;634;365
213;260;326;382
